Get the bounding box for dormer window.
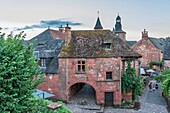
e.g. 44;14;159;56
104;43;111;49
38;41;46;47
39;58;46;67
38;43;45;47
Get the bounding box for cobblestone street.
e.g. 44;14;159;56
66;84;168;113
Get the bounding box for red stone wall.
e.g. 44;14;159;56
38;57;123;105
66;58;122;105
38;58;68;101
131;37;162;67
38;74;66;100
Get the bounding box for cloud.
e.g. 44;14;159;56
16;19;82;31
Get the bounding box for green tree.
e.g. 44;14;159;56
0;32;72;113
0;32;44;112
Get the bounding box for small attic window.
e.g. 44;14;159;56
104;43;111;49
38;43;45;46
38;41;46;46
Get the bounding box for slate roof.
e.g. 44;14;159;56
45;57;59;73
163;37;170;60
116;15;121;20
59;30;141;58
27;29;64;74
148;37;165;51
29;29;64;51
94;17;103;29
126;41;137;47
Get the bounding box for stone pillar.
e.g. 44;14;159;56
138;60;141;78
122;60;125;75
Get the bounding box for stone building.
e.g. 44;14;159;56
28;16;141;105
131;29;164;68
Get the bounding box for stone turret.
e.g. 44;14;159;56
113;15;126;41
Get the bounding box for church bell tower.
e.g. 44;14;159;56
113;14;126;41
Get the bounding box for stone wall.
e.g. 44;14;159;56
38;57;123;105
131;37;162;68
66;58;122;105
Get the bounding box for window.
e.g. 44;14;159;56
38;44;44;46
104;43;111;49
77;61;85;73
39;58;46;67
106;72;112;80
38;42;45;47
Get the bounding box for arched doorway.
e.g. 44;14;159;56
68;83;96;105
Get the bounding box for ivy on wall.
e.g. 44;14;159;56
121;61;144;101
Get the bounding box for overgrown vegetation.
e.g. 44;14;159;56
121;100;132;106
149;61;162;68
155;69;170;97
121;61;144;101
0;32;72;113
26;98;72;113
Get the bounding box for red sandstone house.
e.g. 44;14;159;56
27;16;142;105
131;29;164;69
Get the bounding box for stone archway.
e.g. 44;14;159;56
68;82;97;105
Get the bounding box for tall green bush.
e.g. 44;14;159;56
155;69;170;97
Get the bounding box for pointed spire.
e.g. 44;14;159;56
94;11;103;30
116;13;121;20
115;14;122;32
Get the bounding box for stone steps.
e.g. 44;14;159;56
79;105;105;113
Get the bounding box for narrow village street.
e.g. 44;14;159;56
66;84;168;113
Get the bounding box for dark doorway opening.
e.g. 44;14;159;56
105;92;114;105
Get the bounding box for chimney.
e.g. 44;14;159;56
64;23;71;45
142;29;148;38
59;25;64;32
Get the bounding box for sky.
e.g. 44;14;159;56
0;0;170;41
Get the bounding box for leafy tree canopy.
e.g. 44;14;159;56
0;32;72;113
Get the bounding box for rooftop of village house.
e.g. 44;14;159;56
58;29;142;58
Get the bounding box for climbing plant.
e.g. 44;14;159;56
121;61;144;101
155;69;170;97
